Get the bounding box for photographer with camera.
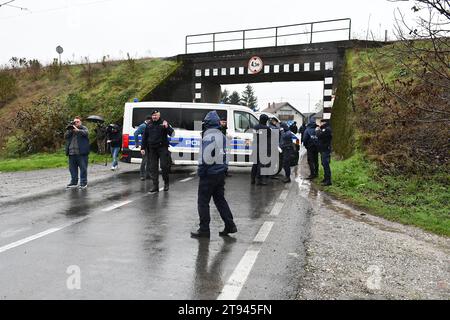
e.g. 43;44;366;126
65;116;90;189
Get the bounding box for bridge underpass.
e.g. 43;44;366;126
143;18;388;121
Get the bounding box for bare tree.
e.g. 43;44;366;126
354;0;450;173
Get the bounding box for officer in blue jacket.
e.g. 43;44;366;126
191;111;237;238
134;115;152;180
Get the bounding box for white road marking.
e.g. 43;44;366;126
101;200;133;212
279;190;289;201
0;217;88;254
180;177;194;183
217;249;260;300
269;201;284;217
190;171;197;176
218;184;292;300
253;221;275;243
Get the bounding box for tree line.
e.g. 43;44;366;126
220;84;258;111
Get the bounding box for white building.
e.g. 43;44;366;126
262;102;306;126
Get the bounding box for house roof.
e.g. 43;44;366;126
261;102;305;117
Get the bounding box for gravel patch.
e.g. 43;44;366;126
296;183;450;300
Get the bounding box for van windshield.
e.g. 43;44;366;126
132;108;226;131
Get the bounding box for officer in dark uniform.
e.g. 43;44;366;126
251;114;271;185
140;110;174;193
316;119;333;186
191;111;237;238
219;116;231;177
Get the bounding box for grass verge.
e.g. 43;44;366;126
317;153;450;237
0;151;108;172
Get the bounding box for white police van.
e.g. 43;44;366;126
121;102;262;167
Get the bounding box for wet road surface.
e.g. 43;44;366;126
0;165;313;299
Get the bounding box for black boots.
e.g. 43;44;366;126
282;177;291;183
190;229;211;238
219;225;238;236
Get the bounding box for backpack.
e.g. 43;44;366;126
306;129;319;148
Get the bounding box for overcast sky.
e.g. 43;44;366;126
0;0;414;112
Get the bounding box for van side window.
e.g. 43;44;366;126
132;108;181;128
181;109;227;130
249;114;259;129
234;111;251;133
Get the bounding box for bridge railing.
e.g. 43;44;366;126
185;18;351;54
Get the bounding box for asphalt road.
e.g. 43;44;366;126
0;166;312;300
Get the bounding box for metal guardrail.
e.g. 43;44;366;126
185;18;351;54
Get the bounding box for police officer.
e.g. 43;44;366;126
280;122;297;183
191;111;237;238
302;118;319;180
219;116;231;177
316;119;333;186
140;110;174;193
134;115;152;181
251;114;271;185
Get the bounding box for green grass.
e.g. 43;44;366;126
0;151;107;172
317;153;450;237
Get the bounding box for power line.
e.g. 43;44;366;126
0;0;29;11
0;0;118;19
0;1;16;7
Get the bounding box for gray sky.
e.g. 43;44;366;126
0;0;414;112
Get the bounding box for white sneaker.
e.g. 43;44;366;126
111;166;116;171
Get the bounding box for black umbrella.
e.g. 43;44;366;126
86;115;105;123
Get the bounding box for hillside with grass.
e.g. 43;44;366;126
327;40;449;236
0;57;180;157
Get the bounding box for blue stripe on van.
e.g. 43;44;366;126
129;136;251;150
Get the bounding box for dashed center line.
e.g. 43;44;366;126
253;221;275;243
217;250;260;300
101;200;134;212
218;184;291;300
180;177;194;183
269;202;284;217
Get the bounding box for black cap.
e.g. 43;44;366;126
151;110;160;115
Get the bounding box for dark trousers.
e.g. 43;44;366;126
251;163;267;183
306;147;319;177
147;146;169;187
321;149;332;182
197;173;235;232
282;147;293;178
68;155;88;185
140;153;149;178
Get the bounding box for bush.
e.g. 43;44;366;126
12;97;70;155
47;58;61;80
3;134;27;158
0;71;17;104
27;59;43;80
66;92;92;117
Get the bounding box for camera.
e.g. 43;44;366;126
66;122;75;131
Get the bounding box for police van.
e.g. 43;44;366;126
121;102;264;167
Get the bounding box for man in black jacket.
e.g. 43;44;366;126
316;119;332;186
302;118;319;179
140;110;175;193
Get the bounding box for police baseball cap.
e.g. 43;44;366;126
151;110;160;115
